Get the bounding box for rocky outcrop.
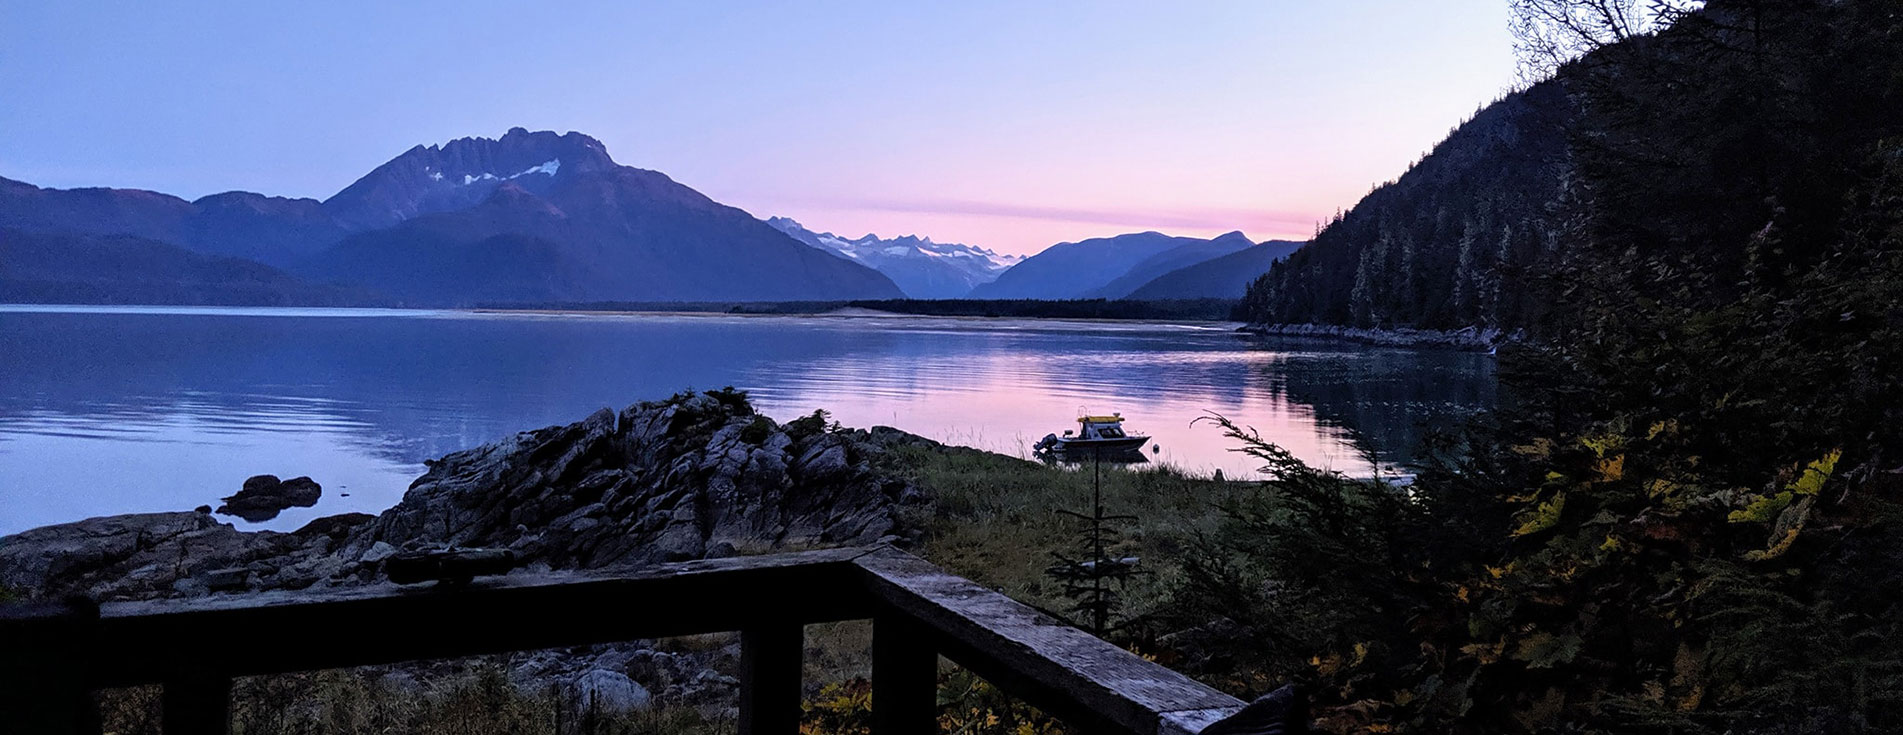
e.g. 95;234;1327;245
215;475;322;522
0;390;935;602
0;509;340;600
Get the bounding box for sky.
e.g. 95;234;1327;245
0;1;1517;255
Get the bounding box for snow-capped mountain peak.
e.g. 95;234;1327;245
766;217;1021;298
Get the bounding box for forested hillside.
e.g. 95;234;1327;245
1177;1;1903;732
1240;81;1575;330
1243;0;1903;337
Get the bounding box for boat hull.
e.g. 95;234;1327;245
1052;436;1150;453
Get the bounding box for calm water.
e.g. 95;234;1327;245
0;306;1495;535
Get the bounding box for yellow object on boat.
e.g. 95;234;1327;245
1078;415;1123;423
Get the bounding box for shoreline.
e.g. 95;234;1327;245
1239;322;1511;351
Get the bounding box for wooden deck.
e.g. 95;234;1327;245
0;545;1243;734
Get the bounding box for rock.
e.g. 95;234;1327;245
794;443;851;482
0;512;297;600
354;391;913;571
201;566;250;591
194;505;213;514
574;669;651;713
216;475;323;522
294;513;374;539
1;390;930;598
359;541;397;564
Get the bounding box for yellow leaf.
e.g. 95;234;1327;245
1512;493;1566;536
1788;449;1841;496
1352;642;1369;665
1599;535;1623;552
1728;491;1793;523
1581;433;1624;458
1595;454;1626;482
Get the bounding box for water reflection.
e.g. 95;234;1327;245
0;307;1494;534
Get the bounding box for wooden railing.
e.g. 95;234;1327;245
0;546;1244;734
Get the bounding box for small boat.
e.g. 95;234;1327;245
1035;413;1150;455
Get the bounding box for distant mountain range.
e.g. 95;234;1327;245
1125;239;1304;300
1084;231;1256;298
0;128;902;305
1;127;1306;307
764;217;1020;299
968;231;1280;300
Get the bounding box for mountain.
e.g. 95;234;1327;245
2;128;905;304
967;231;1249;300
299;183;591;304
298;133;904;304
0;177;346;267
321;128;619;232
1084;231;1255;298
0;228;355;306
764;217;1019;298
1126;239;1305;300
0;175;196;243
185;192;348;265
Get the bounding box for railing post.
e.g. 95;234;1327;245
739;624;804;735
872;609;938;735
0;598;100;735
162;670;231;735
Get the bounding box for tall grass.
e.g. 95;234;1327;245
891;446;1243;630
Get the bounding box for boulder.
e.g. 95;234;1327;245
294;513;374;539
215;475;322;522
574;669;652;713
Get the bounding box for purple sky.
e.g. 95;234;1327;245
0;1;1516;255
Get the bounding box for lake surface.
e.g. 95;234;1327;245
0;306;1495;535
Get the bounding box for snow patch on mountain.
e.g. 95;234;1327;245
765;216;1021;298
461;159;560;186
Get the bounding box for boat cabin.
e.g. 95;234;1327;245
1070;414;1131;440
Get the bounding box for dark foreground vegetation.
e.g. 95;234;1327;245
1206;0;1903;731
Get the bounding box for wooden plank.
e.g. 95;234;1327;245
872;608;939;735
162;671;231;735
738;624;804;735
851;547;1244;735
90;547;877;687
31;544;1244;735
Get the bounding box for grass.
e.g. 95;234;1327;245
891;446;1245;633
